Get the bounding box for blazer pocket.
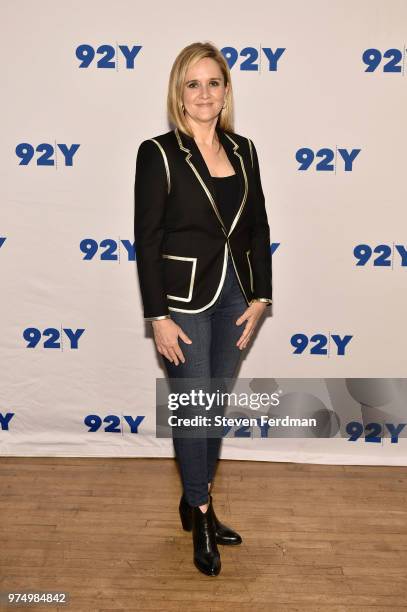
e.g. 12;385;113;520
246;249;254;293
162;254;197;302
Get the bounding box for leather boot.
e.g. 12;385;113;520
191;496;221;576
179;493;193;531
179;492;242;545
209;493;242;545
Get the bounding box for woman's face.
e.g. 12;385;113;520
182;57;228;126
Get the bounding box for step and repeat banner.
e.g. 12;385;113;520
1;0;406;464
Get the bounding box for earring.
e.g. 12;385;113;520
181;103;185;113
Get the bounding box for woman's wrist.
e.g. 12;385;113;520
145;314;171;322
250;298;272;306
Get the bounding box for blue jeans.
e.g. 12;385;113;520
162;257;247;506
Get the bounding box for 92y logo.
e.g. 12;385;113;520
80;239;136;261
76;44;142;69
221;46;285;71
347;421;406;443
23;327;85;349
291;333;353;356
16;143;80;167
354;244;407;267
296;147;361;172
84;414;145;433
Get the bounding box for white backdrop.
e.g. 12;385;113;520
1;0;407;464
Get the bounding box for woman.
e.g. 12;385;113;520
134;41;272;576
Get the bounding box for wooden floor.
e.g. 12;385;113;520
0;457;406;612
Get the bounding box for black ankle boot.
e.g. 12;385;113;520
209;493;242;545
191;496;221;576
179;493;242;545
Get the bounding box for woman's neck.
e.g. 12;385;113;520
186;118;219;148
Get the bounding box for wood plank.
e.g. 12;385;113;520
1;457;406;609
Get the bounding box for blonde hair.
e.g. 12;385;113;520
167;41;234;137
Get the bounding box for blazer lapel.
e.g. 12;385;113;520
174;126;248;237
220;129;248;237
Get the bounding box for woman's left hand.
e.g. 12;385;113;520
235;302;268;350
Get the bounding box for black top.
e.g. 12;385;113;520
211;173;239;233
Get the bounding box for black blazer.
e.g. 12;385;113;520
134;124;272;320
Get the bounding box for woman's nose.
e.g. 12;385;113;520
200;84;211;98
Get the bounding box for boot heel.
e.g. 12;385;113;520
179;507;193;531
179;494;193;531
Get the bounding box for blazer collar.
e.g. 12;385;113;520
174;124;248;237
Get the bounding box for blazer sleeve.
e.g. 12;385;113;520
134;139;170;321
249;139;273;304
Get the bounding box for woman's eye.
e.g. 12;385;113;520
186;81;221;88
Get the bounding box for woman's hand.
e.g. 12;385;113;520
235;302;268;350
151;319;192;365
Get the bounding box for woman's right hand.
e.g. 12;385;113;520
151;319;192;365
